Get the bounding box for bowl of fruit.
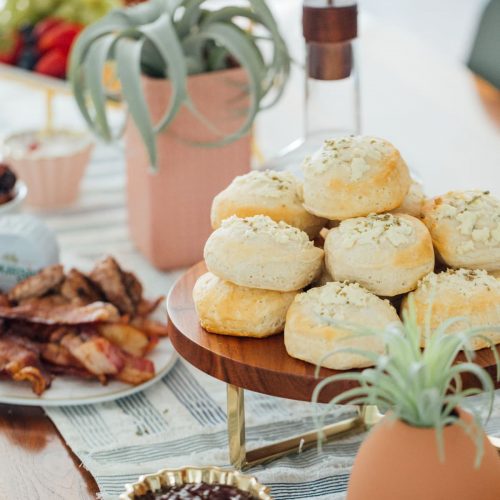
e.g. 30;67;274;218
0;0;121;80
0;163;27;216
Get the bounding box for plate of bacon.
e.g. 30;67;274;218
0;256;176;406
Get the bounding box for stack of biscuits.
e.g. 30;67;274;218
194;136;500;370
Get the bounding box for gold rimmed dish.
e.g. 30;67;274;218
120;466;271;499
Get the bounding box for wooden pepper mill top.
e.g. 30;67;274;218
303;0;358;80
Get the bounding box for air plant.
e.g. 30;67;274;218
313;295;500;467
69;0;290;170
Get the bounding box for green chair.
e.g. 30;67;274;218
468;0;500;89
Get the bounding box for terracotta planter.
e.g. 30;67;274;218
125;68;251;270
347;409;500;500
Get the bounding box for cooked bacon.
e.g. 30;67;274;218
39;341;78;368
136;296;163;317
0;336;52;395
131;317;169;337
4;320;59;343
19;295;69;308
8;264;64;303
89;257;136;315
60;331;125;379
122;271;143;309
0;301;119;325
117;353;155;385
61;269;102;305
0;257;162;395
96;323;150;357
43;363;95;379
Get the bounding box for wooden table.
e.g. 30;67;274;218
0;20;499;500
0;405;98;498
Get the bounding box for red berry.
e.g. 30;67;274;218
37;23;83;55
34;48;68;79
33;18;64;39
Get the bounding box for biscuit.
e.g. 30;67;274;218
204;215;324;292
193;272;296;337
285;282;402;369
301;136;411;220
324;213;435;296
421;190;500;271
391;179;425;218
401;269;500;350
211;170;326;238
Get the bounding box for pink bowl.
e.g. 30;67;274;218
3;130;94;209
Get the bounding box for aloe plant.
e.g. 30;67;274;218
313;296;500;467
69;0;290;170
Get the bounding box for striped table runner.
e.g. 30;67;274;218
21;140;500;500
45;360;363;500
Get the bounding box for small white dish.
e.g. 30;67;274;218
0;180;27;216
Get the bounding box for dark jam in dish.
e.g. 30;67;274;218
0;164;17;205
136;483;257;500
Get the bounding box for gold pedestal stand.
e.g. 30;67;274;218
227;384;382;470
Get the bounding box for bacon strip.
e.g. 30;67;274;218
117;353;155;385
0;336;52;395
8;264;64;302
60;331;125;380
0;301;119;325
131;317;169;337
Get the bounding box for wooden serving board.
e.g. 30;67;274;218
167;262;500;404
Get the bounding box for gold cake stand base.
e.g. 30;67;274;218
227;384;382;470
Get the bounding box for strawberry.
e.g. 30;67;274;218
37;22;83;55
33;18;64;40
0;33;23;65
34;48;68;79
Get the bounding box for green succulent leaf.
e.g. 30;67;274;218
84;34;116;140
182;21;264;146
115;36;158;171
139;13;188;133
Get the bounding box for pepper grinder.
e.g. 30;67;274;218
263;0;360;175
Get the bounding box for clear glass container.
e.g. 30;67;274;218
262;1;360;176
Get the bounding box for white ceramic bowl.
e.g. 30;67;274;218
3;130;94;209
0;180;27;216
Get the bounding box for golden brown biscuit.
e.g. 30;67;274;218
211;170;326;238
324;213;435;296
421;190;500;271
285;282;402;370
301;136;411;220
204;215;324;292
401;269;500;350
193;272;296;337
391;179;426;218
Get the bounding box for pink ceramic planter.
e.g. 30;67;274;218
3;131;93;210
125;68;251;270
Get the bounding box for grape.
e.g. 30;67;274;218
0;0;119;31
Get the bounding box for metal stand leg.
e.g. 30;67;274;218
227;384;246;469
226;384;382;470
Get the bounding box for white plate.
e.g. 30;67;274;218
0;338;177;407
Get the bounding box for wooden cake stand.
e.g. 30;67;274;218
167;261;500;470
